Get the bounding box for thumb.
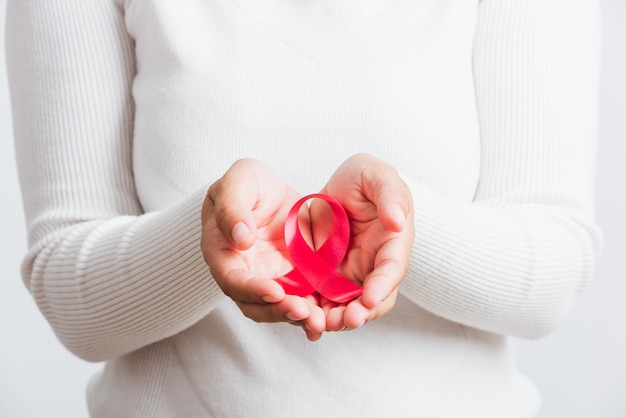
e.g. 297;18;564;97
376;191;410;233
205;160;262;250
362;159;412;233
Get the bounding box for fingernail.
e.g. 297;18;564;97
232;222;250;246
262;294;280;303
392;205;406;229
286;312;300;321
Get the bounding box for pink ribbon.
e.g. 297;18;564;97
276;194;363;304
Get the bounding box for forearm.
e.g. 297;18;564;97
401;182;601;339
7;0;222;361
400;0;603;339
23;189;223;362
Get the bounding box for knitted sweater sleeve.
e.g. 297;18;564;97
6;0;224;362
400;0;603;339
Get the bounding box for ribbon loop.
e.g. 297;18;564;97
276;194;362;303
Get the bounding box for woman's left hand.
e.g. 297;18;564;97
312;154;415;331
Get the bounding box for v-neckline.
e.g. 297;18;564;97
230;0;396;61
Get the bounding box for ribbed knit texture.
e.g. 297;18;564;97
401;0;602;338
6;0;602;416
6;0;224;361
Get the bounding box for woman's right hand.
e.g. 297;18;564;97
201;159;325;341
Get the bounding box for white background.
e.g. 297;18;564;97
1;1;624;416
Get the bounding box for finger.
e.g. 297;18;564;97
343;290;399;329
302;301;326;339
360;160;413;233
236;295;311;323
291;321;324;342
286;298;326;341
360;235;412;309
206;159;272;250
325;305;348;331
343;299;371;329
303;326;324;342
217;269;286;304
206;182;256;250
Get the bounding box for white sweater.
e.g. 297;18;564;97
6;0;602;416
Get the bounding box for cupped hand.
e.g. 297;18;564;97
312;154;415;331
201;159;325;341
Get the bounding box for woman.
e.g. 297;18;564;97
6;0;602;416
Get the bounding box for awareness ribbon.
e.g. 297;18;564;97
276;194;363;304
